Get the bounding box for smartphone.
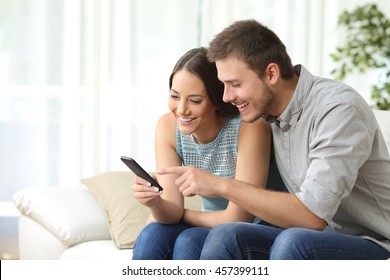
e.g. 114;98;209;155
120;156;163;191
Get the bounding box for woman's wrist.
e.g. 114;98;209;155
181;208;189;223
218;177;231;199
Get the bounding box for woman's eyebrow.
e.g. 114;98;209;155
170;89;180;94
170;89;205;98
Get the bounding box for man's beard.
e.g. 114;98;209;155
241;111;264;123
242;86;276;123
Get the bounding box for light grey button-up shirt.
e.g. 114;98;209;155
270;65;390;251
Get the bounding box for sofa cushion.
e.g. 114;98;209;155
81;171;150;249
60;240;133;260
13;187;111;247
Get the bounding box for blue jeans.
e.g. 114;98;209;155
200;222;390;260
132;222;210;260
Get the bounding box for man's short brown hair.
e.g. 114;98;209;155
207;19;295;80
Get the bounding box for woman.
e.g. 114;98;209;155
131;47;270;260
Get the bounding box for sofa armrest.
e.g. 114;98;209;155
13;187;111;247
18;215;68;259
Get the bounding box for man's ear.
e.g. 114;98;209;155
266;63;280;85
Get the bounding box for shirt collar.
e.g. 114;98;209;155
274;65;313;132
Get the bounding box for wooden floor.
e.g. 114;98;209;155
0;217;19;260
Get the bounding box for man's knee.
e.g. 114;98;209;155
271;228;315;259
274;228;315;243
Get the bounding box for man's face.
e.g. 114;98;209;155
216;56;275;123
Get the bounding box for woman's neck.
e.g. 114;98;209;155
192;115;228;144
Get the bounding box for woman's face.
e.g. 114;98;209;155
168;69;218;139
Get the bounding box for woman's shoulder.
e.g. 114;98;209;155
239;117;270;137
223;115;241;132
157;112;176;129
155;112;177;148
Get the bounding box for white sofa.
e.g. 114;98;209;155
12;162;281;260
13;171;202;260
13;110;390;260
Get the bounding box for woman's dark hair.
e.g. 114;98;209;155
169;47;238;117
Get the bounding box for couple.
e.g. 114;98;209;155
132;20;390;260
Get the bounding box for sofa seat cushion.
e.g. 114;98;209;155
60;240;132;260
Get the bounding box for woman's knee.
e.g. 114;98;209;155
136;222;169;243
200;223;239;259
173;227;210;260
202;222;277;260
175;227;209;247
133;222;189;260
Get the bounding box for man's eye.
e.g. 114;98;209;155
232;83;240;88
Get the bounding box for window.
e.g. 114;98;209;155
1;0;388;214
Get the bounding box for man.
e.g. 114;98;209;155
158;19;390;259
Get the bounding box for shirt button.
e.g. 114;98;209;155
284;132;289;136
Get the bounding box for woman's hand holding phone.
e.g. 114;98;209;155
131;175;163;208
121;156;163;208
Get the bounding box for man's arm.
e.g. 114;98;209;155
158;166;327;230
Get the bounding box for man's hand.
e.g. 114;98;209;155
158;166;223;198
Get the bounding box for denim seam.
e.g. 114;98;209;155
239;247;269;260
305;248;380;260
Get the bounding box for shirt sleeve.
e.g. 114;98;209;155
295;103;374;224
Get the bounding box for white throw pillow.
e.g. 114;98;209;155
13;187;111;246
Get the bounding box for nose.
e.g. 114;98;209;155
177;99;188;115
222;86;234;103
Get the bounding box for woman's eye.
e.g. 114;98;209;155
170;94;179;99
190;100;202;104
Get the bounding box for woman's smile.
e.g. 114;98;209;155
178;115;196;125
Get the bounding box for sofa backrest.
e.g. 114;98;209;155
373;109;390;152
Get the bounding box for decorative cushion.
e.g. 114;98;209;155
81;171;150;249
13;187;111;247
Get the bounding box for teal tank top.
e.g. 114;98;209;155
176;116;241;212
